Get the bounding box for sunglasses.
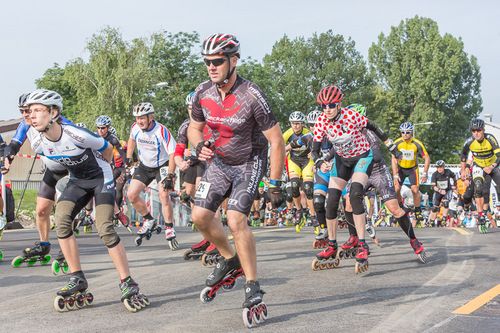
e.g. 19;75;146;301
203;58;226;67
471;129;483;133
97;126;108;130
321;103;338;109
401;131;413;135
19;108;31;114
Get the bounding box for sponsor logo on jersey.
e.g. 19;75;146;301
248;86;271;114
53;154;89;166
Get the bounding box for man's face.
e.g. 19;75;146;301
20;106;32;124
97;126;109;137
322;103;341;120
291;122;304;134
204;55;236;84
401;131;413;140
135;115;151;130
437;166;445;174
29;104;51;132
472;129;484;141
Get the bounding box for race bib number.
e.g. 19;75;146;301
195;181;211;199
401;149;414;161
472;166;484;179
437;180;448;190
159;166;169;182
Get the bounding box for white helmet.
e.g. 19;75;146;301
26;89;63;113
133;102;154;117
289;111;306;123
306;109;322;124
96;115;112;127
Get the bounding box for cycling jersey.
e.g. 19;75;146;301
394;137;428;169
191;75;277;166
102;132;125;168
130;120;176;169
461;133;500;168
31;124;113;182
431;169;456;191
283;127;311;161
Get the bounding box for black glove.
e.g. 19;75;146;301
385;139;402;159
162;173;175;190
289;139;303;149
186;155;200;166
196;140;213;157
268;180;284;209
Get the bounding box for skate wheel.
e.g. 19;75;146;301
41;255;52;265
62;262;70;274
11;256;24;267
140;294;150;306
66;297;76;310
27;257;37;266
319;262;327;270
51;260;60;275
200;253;209;266
333;258;341;267
75;294;85;308
311;258;321;271
418;251;427;264
222;280;236;291
242;308;254;328
168;239;179;251
123;298;138;313
253;306;261;324
85;292;94;306
314;226;320;236
134;236;142;246
54;296;67;312
339;251;345;259
183;249;193;260
200;286;215;303
155;226;162;235
326;262;335;269
0;250;3;261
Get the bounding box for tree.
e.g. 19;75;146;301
261;31;375;125
369;16;482;162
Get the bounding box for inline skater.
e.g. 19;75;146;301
283;111;316;231
392;122;431;227
311;86;401;274
188;33;285;328
461;118;500;233
428;160;457;227
3;93;72;268
126;102;178;249
27;89;148;312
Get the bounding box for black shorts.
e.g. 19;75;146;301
194;152;267;215
182;162;207;185
59;178;115;219
38;168;69;200
398;167;419;186
133;162;168;187
432;190;452;207
366;163;397;203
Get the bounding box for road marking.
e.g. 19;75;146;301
453;284;500;315
451;227;472;235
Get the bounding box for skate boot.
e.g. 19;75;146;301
82;214;94;233
365;221;380;246
51;250;69;275
134;218;161;246
478;215;488;234
200;255;244;303
312;228;329;249
340;235;359;259
115;211;132;233
54;274;93;312
354;242;369;274
164;225;179;250
410;238;427;263
312;242;340;271
294;209;305;233
201;243;221;267
119;277;150;312
11;241;52;268
242;280;268;328
184;239;210;260
311;215;320;235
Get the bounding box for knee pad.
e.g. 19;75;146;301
303;181;314;200
95;204;120;247
474;178;484;198
313;194;326;213
290;178;301;198
349;182;365;215
285;186;293;203
55;201;76;239
442;200;449;209
432;206;440;213
326;188;342;219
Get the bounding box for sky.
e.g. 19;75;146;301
1;0;499;121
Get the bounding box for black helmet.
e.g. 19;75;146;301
469;118;485;131
436;160;445;167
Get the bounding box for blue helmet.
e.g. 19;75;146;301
399;122;414;133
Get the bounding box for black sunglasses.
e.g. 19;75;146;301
97;126;108;130
203;58;226;67
321;103;338;109
471;129;483;133
19;108;31;114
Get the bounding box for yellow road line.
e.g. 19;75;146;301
453;284;500;315
451;227;472;236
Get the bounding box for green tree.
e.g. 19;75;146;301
261;30;375;126
369;16;482;162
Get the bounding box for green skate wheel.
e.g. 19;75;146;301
27;257;37;266
41;255;52;265
52;260;61;275
0;250;3;261
11;256;25;267
62;262;70;274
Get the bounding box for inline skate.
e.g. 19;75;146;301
134;218;162;246
312;243;340;271
242;280;268;328
54;274;93;312
339;235;359;259
201;243;220;267
312;228;329;249
294;208;305;233
120;277;150;312
11;241;51;268
165;225;179;250
200;255;244;303
410;238;427;263
51;250;69;275
184;239;210;260
354;242;369;274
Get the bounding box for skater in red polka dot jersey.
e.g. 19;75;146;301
311;85;401;273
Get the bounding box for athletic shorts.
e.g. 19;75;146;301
194;151;267;215
366;163;397;203
38;168;69;200
313;169;330;193
330;150;374;181
182;161;207;185
133;162;168;187
398;167;419;186
287;157;314;180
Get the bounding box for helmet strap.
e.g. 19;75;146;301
217;55;235;88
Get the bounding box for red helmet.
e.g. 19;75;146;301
316;85;344;105
202;33;240;57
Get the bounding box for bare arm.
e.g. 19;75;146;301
126;138;136;160
102;144;114;163
262;123;285;180
391;155;399;177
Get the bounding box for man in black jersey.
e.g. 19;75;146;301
429;160;457;227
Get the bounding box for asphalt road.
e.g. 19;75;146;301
0;225;498;333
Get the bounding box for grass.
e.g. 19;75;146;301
12;189;38;214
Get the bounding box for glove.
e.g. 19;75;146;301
162;173;175;190
268;179;284;209
314;159;325;169
289;139;303;149
385;139;402;159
